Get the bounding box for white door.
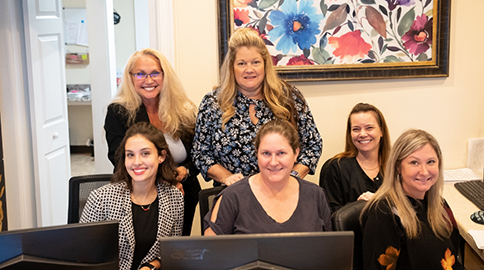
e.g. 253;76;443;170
23;0;70;226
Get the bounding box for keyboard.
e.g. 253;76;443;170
455;180;484;210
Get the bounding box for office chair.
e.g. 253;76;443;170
198;186;226;235
331;200;367;270
68;174;112;223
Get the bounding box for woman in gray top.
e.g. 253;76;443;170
204;119;332;235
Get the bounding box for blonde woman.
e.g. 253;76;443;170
104;48;199;236
192;27;322;187
361;129;463;270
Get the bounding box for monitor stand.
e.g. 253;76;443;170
231;260;293;270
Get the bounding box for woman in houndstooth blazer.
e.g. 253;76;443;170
80;122;184;270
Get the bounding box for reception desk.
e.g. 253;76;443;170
444;183;484;269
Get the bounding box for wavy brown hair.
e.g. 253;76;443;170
111;122;178;190
217;27;303;129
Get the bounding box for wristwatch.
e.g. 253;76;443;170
139;262;157;270
290;170;301;179
182;167;190;182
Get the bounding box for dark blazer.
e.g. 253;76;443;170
104;103;201;235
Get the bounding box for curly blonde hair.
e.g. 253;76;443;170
217;27;302;129
112;48;197;140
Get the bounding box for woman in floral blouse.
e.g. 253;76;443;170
361;129;463;270
192;27;322;186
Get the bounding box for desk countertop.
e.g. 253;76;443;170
444;183;484;261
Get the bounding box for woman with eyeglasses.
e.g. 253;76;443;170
104;48;200;236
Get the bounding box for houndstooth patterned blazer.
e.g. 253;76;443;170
80;181;184;270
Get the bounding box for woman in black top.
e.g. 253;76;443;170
361;129;463;270
104;48;199;235
81;122;184;270
319;103;391;212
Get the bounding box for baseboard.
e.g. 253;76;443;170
70;145;94;155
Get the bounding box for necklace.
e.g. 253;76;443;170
140;203;152;211
360;164;380;171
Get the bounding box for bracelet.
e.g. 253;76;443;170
139;262;157;270
181;167;190;182
290;170;301;179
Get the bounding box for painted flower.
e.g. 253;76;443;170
386;0;415;11
377;246;400;270
248;26;268;40
441;248;456;270
234;9;250;27
402;14;433;55
234;0;253;8
287;55;315;66
328;31;372;63
268;0;324;54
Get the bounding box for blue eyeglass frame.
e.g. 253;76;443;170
130;71;163;80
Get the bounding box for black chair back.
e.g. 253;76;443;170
68;174;112;223
198;186;226;235
331;200;367;270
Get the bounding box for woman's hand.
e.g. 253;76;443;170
358;191;375;201
223;173;244;186
176;182;185;196
176;166;188;182
207;164;244;186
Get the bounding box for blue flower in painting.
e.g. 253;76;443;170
268;0;324;54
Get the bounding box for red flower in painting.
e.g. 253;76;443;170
402;14;433;55
234;9;250;27
287;55;315;66
234;0;252;8
248;26;268;40
328;31;372;63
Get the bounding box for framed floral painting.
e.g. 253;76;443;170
218;0;451;81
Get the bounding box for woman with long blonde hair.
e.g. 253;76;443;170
104;48;199;235
192;27;322;187
361;129;463;270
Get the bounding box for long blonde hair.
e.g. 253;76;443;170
112;48;197;140
217;27;302;129
333;103;391;176
362;129;451;239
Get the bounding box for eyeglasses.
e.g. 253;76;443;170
130;71;163;80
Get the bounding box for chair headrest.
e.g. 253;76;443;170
331;200;367;232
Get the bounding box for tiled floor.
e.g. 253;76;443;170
70;153;95;177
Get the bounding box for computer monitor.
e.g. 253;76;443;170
160;231;354;270
0;220;119;270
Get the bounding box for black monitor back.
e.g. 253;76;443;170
0;220;119;270
160;231;354;270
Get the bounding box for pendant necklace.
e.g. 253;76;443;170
140;203;152;211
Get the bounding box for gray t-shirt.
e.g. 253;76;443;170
204;176;333;234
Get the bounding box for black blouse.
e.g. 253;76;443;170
319;157;382;212
131;197;158;270
362;197;464;270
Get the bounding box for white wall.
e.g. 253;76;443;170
174;0;484;188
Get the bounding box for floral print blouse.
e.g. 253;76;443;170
192;87;322;184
